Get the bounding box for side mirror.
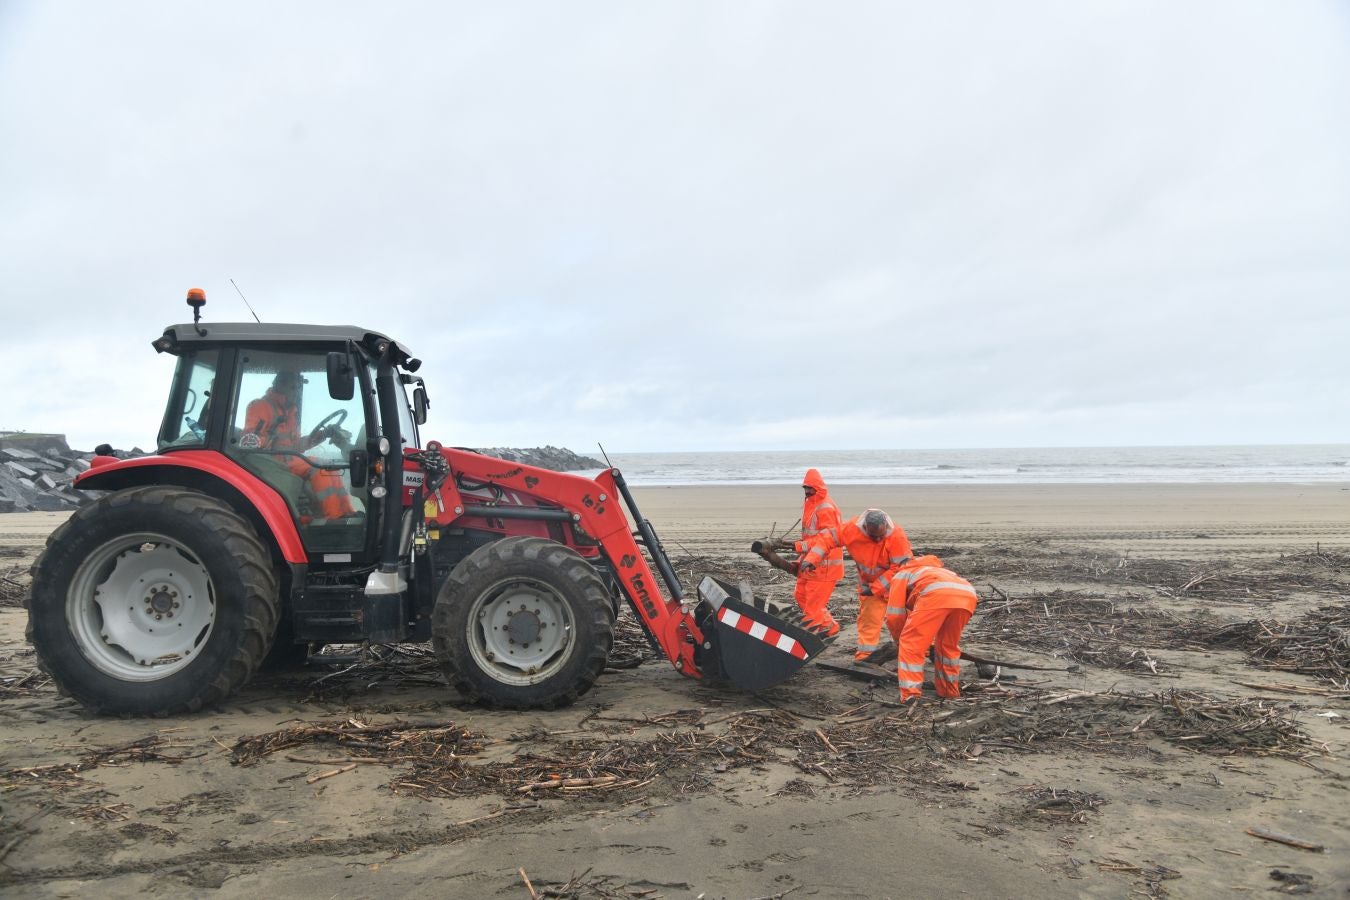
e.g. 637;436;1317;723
413;385;429;425
326;351;355;401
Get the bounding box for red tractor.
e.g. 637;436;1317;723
26;291;827;715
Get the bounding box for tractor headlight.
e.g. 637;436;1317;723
377;437;391;456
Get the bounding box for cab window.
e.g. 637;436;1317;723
396;380;419;449
158;349;219;450
366;363;419;450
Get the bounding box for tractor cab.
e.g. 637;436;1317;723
152;322;426;563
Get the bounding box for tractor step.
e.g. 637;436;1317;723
293;583;406;643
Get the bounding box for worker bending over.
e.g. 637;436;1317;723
884;555;979;702
779;469;844;636
800;508;913;661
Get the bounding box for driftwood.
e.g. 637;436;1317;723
1246;825;1325;852
864;641;1074;673
750;540;799;576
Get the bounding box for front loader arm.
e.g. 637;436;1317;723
433;449;705;678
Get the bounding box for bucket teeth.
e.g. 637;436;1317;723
695;575;829;692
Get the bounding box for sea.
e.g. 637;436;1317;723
594;445;1350;487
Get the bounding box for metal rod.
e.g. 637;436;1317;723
460;504;572;522
609;468;683;602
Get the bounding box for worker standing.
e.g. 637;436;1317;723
800;509;913;661
884;555;979;702
780;469;844;636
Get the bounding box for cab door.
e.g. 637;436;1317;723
225;346;373;559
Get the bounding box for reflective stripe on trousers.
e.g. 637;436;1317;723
896;606;973;701
307;470;355;518
853;595;887;660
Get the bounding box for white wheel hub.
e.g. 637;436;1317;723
67;534;215;681
468;577;574;686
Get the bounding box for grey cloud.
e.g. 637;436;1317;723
1;1;1346;451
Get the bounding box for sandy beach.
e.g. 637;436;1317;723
635;483;1350;558
1;483;1347;897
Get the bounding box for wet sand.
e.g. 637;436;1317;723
633;482;1350;557
1;483;1347;897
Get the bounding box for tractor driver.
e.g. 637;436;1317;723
242;370;356;519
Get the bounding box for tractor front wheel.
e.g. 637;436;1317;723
431;536;614;709
27;487;279;715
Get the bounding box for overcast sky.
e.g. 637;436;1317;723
1;2;1346;453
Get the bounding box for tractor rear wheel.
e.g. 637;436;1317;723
431;536;614;709
27;486;279;715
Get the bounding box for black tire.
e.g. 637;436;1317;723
27;486;279;715
431;536;613;709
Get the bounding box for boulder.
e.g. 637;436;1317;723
475;446;606;472
0;432;72;456
0;434;606;513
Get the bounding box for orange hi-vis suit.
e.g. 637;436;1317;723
885;555;978;701
803;511;913;661
245;388;354;520
791;469;843;635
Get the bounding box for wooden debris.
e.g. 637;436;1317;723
1017;787;1105;824
1245;825;1325;852
516;775;621;793
306;763;358;784
518;866;539;899
231;718;479;766
967;591;1183;675
1188;605;1349;688
0;563;31;608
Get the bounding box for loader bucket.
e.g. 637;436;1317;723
694;575;828;692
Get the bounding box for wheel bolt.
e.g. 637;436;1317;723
154;614;162;620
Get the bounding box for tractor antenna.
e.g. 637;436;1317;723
597;442;614;468
230;278;262;323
